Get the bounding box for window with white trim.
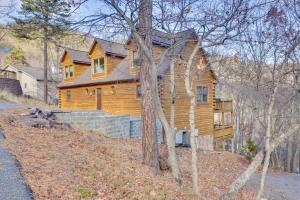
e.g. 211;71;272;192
93;58;105;73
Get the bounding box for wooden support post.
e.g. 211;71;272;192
221;111;225;128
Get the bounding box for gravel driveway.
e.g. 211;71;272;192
247;172;300;200
0;100;33;200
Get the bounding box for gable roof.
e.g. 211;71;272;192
89;38;127;58
58;57;137;88
126;28;198;47
61;49;90;64
58;29;216;88
4;64;59;81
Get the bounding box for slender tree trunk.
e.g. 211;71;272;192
170;59;176;139
287;135;293;172
255;86;277;200
184;41;201;196
139;0;160;173
43;34;48;103
292;134;300;173
219;124;300;200
189;94;199;195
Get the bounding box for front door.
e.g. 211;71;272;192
96;88;102;110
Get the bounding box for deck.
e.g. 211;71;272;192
213;99;233;139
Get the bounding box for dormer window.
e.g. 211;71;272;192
65;65;74;78
94;58;104;73
133;51;141;68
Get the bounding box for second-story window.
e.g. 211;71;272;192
65;65;74;78
133;51;141;68
94;58;104;73
197;86;208;103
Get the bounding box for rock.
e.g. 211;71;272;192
20;113;30;116
21;107;66;130
29;107;39;115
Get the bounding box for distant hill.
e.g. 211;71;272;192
0;26;93;75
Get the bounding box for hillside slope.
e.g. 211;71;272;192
0;27;92;73
0;108;254;200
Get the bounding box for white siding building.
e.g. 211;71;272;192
1;64;60;103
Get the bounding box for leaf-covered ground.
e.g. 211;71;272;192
0;109;254;200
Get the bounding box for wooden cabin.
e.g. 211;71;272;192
57;30;233;140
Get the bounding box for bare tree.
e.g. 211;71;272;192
138;0;160;173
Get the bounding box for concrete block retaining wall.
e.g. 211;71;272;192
129;117;163;142
53;110;162;140
54;110;130;137
53;110;214;150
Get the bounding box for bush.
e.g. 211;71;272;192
75;186;95;198
245;138;258;161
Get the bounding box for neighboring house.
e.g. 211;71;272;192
58;29;233;141
0;64;59;103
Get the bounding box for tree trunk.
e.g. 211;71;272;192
255;86;277;200
287;135;294;172
292;133;300;173
184;41;200;196
111;0;181;180
219;124;300;200
139;0;160;173
43;35;48;103
189;94;199;195
170;59;176;140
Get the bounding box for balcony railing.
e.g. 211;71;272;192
214;99;233;112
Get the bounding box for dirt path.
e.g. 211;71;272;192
0;100;33;200
247;172;300;200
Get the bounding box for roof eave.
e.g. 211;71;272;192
57;78;139;89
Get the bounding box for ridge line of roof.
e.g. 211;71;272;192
95;37;125;45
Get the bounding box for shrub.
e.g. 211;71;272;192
75;186;95;198
245;138;258;161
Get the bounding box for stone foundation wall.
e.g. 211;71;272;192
0;78;23;96
54;111;163;141
53;110;215;150
129;117;163;142
54;110;130;137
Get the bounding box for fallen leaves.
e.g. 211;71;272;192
0;109;254;200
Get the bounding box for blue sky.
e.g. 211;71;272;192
0;0;103;24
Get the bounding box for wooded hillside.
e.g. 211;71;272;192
0;26;92;73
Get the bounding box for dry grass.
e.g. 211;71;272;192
0;90;56;109
0;109;254;200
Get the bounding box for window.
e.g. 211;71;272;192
197;86;208;103
65;66;69;78
133;51;141;67
24;83;27;88
66;90;71;100
65;65;74;78
224;112;232;126
136;85;142;97
69;66;74;77
94;58;104;73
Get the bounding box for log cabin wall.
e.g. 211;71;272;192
61;53;90;83
59;82;141;116
160;41;215;135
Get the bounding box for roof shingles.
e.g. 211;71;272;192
58;29;203;88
